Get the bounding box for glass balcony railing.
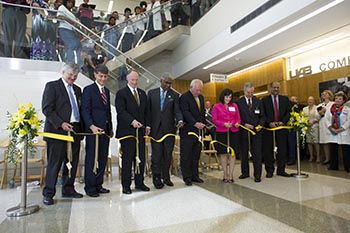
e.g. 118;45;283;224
0;0;219;94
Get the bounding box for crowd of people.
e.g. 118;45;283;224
40;61;350;206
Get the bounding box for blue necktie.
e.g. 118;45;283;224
67;84;80;121
160;89;165;111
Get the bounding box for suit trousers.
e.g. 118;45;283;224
240;130;262;179
151;136;175;180
262;129;288;174
120;136;146;188
84;134;110;194
329;143;350;170
180;135;202;181
43;134;80;198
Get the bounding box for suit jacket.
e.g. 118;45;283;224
41;78;83;141
179;90;205;136
262;94;290;127
81;83;113;136
146;88;183;138
115;86;147;137
236;96;265;128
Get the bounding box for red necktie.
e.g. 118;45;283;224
248;98;252;113
101;87;107;105
273;95;279;122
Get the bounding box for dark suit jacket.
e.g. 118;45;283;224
81;83;113;136
115;86;147;137
41;78;83;141
236;96;265;128
179;90;205;136
146;88;183;138
262;95;290;127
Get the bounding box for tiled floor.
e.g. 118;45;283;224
0;161;349;233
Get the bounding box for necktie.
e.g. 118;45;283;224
160;89;165;111
195;96;200;110
248;98;252;113
273;95;279;122
133;89;139;106
67;84;80;121
101;87;107;105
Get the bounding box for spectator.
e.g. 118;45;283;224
57;0;83;69
140;1;147;12
2;0;30;58
102;16;120;60
121;8;134;52
132;6;147;48
86;43;107;79
79;0;94;29
144;0;162;41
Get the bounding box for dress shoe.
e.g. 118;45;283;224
86;192;99;197
184;179;192;186
153;177;164;189
43;196;54;205
228;179;234;183
254;177;261;183
266;172;273;178
135;184;150;192
239;174;249;179
62;191;83;198
163;179;174;187
122;187;132;194
322;160;330;165
98;188;110;194
277;172;292;177
191;177;204;183
287;161;296;166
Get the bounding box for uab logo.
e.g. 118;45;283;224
289;65;312;78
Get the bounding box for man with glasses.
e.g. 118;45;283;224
146;73;183;188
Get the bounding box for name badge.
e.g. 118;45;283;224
228;107;235;112
254;109;260;114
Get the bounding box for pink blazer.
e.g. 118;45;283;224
212;102;241;133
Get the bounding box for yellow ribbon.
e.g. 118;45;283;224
187;132;205;148
37;132;74;142
255;125;293;131
209;140;235;157
144;134;176;143
236;124;256;135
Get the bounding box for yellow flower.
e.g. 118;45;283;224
19;129;26;135
27;103;33;109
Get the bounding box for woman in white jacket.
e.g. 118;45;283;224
325;91;350;172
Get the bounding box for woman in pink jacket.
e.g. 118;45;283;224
212;89;241;183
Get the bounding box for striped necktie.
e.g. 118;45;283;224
101;87;107;105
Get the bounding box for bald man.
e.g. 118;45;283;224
179;79;206;186
115;70;150;194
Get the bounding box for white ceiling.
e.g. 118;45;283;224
177;0;350;81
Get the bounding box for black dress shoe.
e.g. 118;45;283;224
239;174;249;179
163;179;174;187
43;196;54;205
135;184;150;192
62;191;83;198
191;177;204;183
277;172;292;177
154;182;164;189
184;180;192;186
254;177;261;183
98;188;110;194
322;160;330;165
86;192;99;197
266;173;273;178
122;187;132;194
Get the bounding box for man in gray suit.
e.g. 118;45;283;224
146;73;183;189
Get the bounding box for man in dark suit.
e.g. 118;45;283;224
236;82;265;182
41;62;84;205
115;70;150;194
180;79;206;186
146;73;183;189
262;81;291;178
81;64;113;197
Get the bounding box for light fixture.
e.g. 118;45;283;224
203;0;344;70
227;30;349;77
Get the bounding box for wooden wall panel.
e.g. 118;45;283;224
172;79;191;94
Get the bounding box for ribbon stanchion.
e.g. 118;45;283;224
93;134;99;174
291;131;309;179
67;131;73;178
135;128;141;174
6;139;39;217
